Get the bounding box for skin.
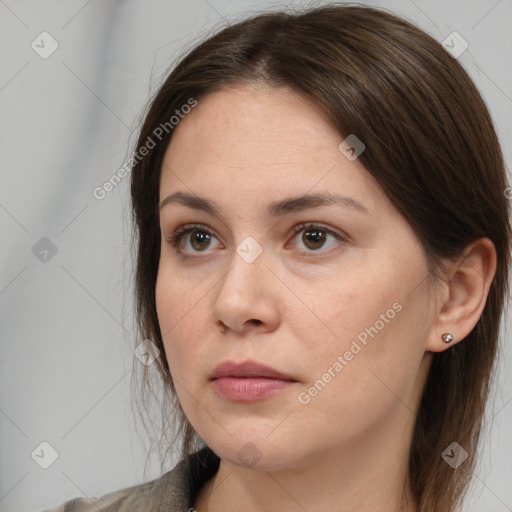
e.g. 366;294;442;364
155;83;497;512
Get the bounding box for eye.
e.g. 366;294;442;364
288;222;346;253
165;222;346;257
165;223;221;254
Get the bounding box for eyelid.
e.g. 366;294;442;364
164;222;218;247
289;222;346;241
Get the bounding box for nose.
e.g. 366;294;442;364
211;247;281;336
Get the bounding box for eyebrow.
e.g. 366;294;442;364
159;191;371;217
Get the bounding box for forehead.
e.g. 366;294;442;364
164;85;338;168
159;84;382;217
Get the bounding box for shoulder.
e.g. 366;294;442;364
40;462;187;512
40;446;219;512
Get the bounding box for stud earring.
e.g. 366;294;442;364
442;333;454;344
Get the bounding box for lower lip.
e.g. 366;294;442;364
212;377;295;402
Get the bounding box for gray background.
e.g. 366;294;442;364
0;1;511;511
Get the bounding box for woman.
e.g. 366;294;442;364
44;4;511;512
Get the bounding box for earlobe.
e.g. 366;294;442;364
426;237;497;353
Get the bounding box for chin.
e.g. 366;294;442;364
207;435;307;472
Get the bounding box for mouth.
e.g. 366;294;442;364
210;360;297;402
211;359;296;380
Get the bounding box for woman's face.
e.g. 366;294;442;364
156;84;437;471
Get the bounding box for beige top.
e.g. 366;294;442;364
41;447;220;512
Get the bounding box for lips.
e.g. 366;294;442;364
210;360;297;402
211;360;296;381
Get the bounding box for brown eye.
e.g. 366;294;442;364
167;223;220;255
189;231;212;251
301;228;327;250
290;222;346;254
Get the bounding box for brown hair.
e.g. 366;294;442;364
129;4;511;511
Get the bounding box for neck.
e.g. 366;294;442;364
194;403;419;512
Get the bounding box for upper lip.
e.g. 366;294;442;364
211;360;296;381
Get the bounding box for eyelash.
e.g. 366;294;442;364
165;222;346;257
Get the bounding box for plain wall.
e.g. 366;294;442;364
0;1;511;511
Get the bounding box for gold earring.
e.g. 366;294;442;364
442;333;454;344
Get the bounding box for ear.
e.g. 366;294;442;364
426;237;497;353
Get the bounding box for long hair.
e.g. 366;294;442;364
129;5;511;511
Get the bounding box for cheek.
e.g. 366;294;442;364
298;282;430;435
155;265;212;380
155;267;189;370
295;255;428;380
